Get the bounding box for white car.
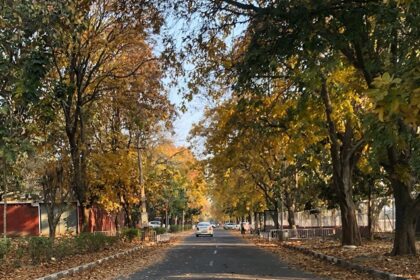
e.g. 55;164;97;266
196;222;214;237
223;222;236;230
148;221;162;228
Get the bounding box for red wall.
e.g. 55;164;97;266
80;205;125;234
0;204;39;236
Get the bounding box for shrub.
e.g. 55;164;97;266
75;233;116;253
13;246;25;268
53;237;75;260
122;228;139;242
154;227;167;235
167;225;193;233
106;235;119;245
0;238;11;259
184;224;193;230
28;237;53;264
76;233;107;252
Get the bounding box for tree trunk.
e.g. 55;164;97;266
284;191;297;229
47;205;62;240
339;198;361;245
269;210;279;229
123;205;131;227
383;144;419;255
165;208;169;229
390;178;418;255
320;79;362;246
287;207;296;229
367;184;373;241
114;214;120;232
48;217;57;240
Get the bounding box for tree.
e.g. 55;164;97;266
39;0;166;227
40;160;72;240
179;0;419;254
145;142;208;227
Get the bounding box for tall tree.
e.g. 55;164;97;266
41;0;165;227
179;0;419;254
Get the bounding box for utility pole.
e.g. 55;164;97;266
136;132;148;228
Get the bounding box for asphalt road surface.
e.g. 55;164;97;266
122;229;321;280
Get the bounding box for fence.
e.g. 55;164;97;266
259;228;336;241
263;199;397;233
156;233;171;243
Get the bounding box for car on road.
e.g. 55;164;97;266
148;221;162;228
223;222;236;230
196;222;213;237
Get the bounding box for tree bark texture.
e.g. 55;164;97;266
388;175;418;255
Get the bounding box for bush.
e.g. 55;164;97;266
75;233;116;253
53;237;75;260
121;228;139;242
13;246;25;268
28;237;53;264
169;225;180;233
0;238;11;259
154;227;167;234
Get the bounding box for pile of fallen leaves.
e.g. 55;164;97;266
248;237;377;280
61;233;187;280
295;238;420;279
0;239;141;280
61;240;178;280
0;231;187;280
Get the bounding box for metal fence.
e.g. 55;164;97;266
258;228;336;241
156;233;171;243
263;199;396;233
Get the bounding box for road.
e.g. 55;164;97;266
122;229;321;280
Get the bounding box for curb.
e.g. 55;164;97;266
35;245;144;280
282;243;409;280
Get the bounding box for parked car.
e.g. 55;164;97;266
223;222;236;230
196;222;214;237
234;223;241;230
148;221;162;228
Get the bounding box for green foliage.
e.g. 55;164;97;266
52;237;75;260
154;227;167;234
28;237;53;264
74;233;114;253
121;228;140;242
0;238;11;259
169;224;192;233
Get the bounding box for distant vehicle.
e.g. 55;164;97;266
211;223;216;228
196;222;214;237
223;222;236;230
148;221;162;228
234;224;241;230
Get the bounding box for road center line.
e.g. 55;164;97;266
209;260;214;267
213;250;217;254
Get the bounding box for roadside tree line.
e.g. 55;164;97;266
0;0;206;241
180;0;419;256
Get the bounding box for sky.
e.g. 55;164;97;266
160;14;208;151
168;88;206;148
161;11;246;152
